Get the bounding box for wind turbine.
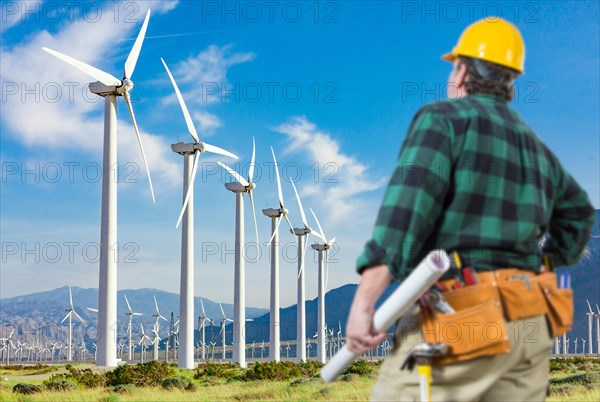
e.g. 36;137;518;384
289;178;323;362
219;303;233;361
0;328;15;365
309;208;335;364
198;299;214;360
138;323;151;363
586;300;594;354
262;147;295;362
217;139;260;369
42;10;154;367
596;304;600;357
152;296;167;360
61;286;85;362
161;58;237;369
124;294;142;361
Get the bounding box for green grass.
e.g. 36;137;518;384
0;358;597;401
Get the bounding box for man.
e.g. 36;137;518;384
346;17;595;401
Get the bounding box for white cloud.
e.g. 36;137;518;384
171;44;256;105
159;44;255;139
193;111;222;137
274;116;387;223
1;1;41;34
0;1;183;191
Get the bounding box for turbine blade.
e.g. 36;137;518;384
290;178;307;228
309;208;326;243
61;312;71;323
69;286;73;308
176;150;200;228
267;215;284;246
42;47;121;86
200;299;206;316
248;137;256;182
587;300;593;313
218;162;249;186
329;237;336;245
86;307;98;313
123;92;155;203
154;296;159;313
160;315;167;322
248;190;259;248
123;9;151;79
140;323;145;335
73;310;85;323
124;294;132;313
271;147;285;209
202;143;238;159
219;302;226;319
160;58;199;143
133;312;143;316
283;214;294;233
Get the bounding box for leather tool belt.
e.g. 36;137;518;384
420;268;573;365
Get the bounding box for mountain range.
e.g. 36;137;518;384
1;211;598;349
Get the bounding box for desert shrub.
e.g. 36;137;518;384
112;384;136;393
550;383;577;396
242;361;323;381
289;378;311;387
161;376;195;391
5;364;52;371
99;396;120;402
106;361;175;387
341;373;360;382
12;383;43;395
194;362;239;379
343;359;373;376
44;379;78;392
48;365;105;388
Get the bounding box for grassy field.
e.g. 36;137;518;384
0;358;598;401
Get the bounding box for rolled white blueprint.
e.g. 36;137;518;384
320;250;450;382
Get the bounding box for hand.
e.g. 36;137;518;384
345;302;387;355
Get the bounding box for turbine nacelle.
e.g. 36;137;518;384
293;227;311;236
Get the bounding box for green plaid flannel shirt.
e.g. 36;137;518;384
357;94;595;281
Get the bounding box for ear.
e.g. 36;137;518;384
455;61;468;89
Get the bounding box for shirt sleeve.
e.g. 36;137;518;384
356;104;454;281
543;167;595;267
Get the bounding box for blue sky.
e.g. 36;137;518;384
1;0;598;308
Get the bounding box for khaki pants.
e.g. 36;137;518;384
371;311;554;402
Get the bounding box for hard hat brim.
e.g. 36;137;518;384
441;52;456;63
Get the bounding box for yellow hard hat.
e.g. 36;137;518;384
442;17;525;73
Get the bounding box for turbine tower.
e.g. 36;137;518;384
124;294;142;361
219;303;233;360
61;287;84;362
198;299;214;360
152;296;167;360
595;304;600;357
42;10;154;367
586;300;594;354
289;178;322;362
217;139;260;369
161;58;237;369
309;208;335;364
262;147;294;362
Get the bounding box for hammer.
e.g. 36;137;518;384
402;342;449;402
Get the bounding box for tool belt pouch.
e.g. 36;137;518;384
420;283;510;365
498;279;547;321
535;273;573;337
